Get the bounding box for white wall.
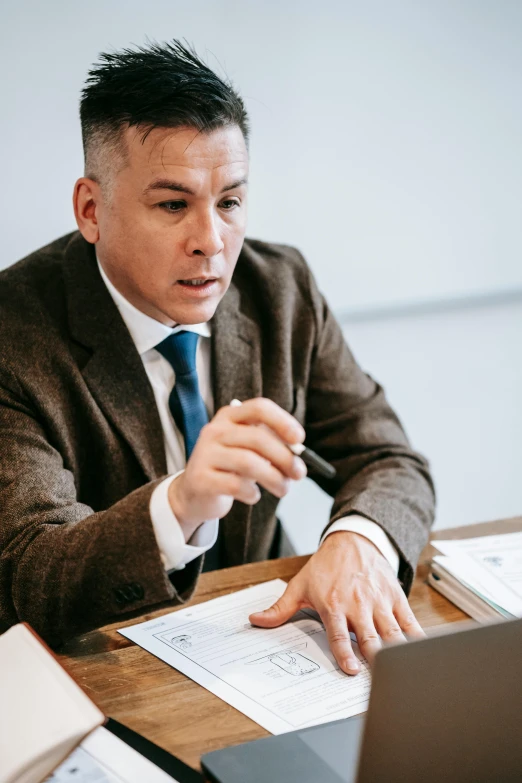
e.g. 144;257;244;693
2;0;522;312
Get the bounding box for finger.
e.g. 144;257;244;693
207;471;261;505
373;608;407;646
212;446;292;498
351;616;382;665
226;397;305;446
221;424;307;481
321;611;361;675
249;582;302;627
394;596;426;639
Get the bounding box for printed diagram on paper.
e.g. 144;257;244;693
246;644;320;676
121;579;371;735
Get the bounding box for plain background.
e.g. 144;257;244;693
1;0;521;552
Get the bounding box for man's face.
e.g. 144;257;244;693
93;124;249;325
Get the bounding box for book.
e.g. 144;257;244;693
0;623;201;783
429;532;522;623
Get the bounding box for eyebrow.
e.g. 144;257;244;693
143;177;248;196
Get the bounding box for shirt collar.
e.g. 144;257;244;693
96;255;211;356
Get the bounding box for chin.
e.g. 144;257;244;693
166;299;219;326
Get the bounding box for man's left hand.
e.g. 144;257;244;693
249;531;425;675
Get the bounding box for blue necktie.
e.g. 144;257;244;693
155;330;209;459
155;330;221;571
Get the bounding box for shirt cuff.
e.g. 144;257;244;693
320;515;400;575
149;472;219;571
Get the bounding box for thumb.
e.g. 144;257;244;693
249;584;301;628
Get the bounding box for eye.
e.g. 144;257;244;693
220;198;240;210
160;200;186;212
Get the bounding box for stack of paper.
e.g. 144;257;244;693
429;532;522;622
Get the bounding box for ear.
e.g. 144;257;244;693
73;177;102;244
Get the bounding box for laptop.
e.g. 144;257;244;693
201;617;522;782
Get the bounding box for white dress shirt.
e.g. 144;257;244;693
97;258;399;574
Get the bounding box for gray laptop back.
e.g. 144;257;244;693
202;618;522;783
357;617;522;782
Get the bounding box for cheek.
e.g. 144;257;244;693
103;232;175;296
112;208;184;267
222;228;246;277
222;215;247;252
99;202;142;253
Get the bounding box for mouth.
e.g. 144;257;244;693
176;277;219;296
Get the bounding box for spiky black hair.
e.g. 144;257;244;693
80;40;249;179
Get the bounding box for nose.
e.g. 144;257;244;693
185;211;225;258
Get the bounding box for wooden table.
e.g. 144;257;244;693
58;516;522;772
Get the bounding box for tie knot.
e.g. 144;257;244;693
155;330;199;376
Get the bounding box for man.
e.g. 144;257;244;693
0;41;435;673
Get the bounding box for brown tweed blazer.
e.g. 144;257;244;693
0;232;435;647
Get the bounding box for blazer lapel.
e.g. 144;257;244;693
63;234;167;482
211;277;262;565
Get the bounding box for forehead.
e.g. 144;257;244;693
123;124;249;182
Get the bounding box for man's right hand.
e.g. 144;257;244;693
168;398;307;540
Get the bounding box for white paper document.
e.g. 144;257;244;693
120;579;370;735
434;532;522;617
46;727;177;783
430;555;508;620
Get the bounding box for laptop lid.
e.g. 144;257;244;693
357;617;522;782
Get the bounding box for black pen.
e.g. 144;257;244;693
230;399;336;480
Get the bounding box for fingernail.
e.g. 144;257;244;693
292;423;305;442
293;457;307;478
344;659;360;674
280;479;291;496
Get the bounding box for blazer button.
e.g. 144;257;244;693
130;582;145;600
122;584;136;602
113;583;145;606
113;587;127;605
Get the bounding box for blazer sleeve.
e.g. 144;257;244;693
295;251;436;594
0;363;199;648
